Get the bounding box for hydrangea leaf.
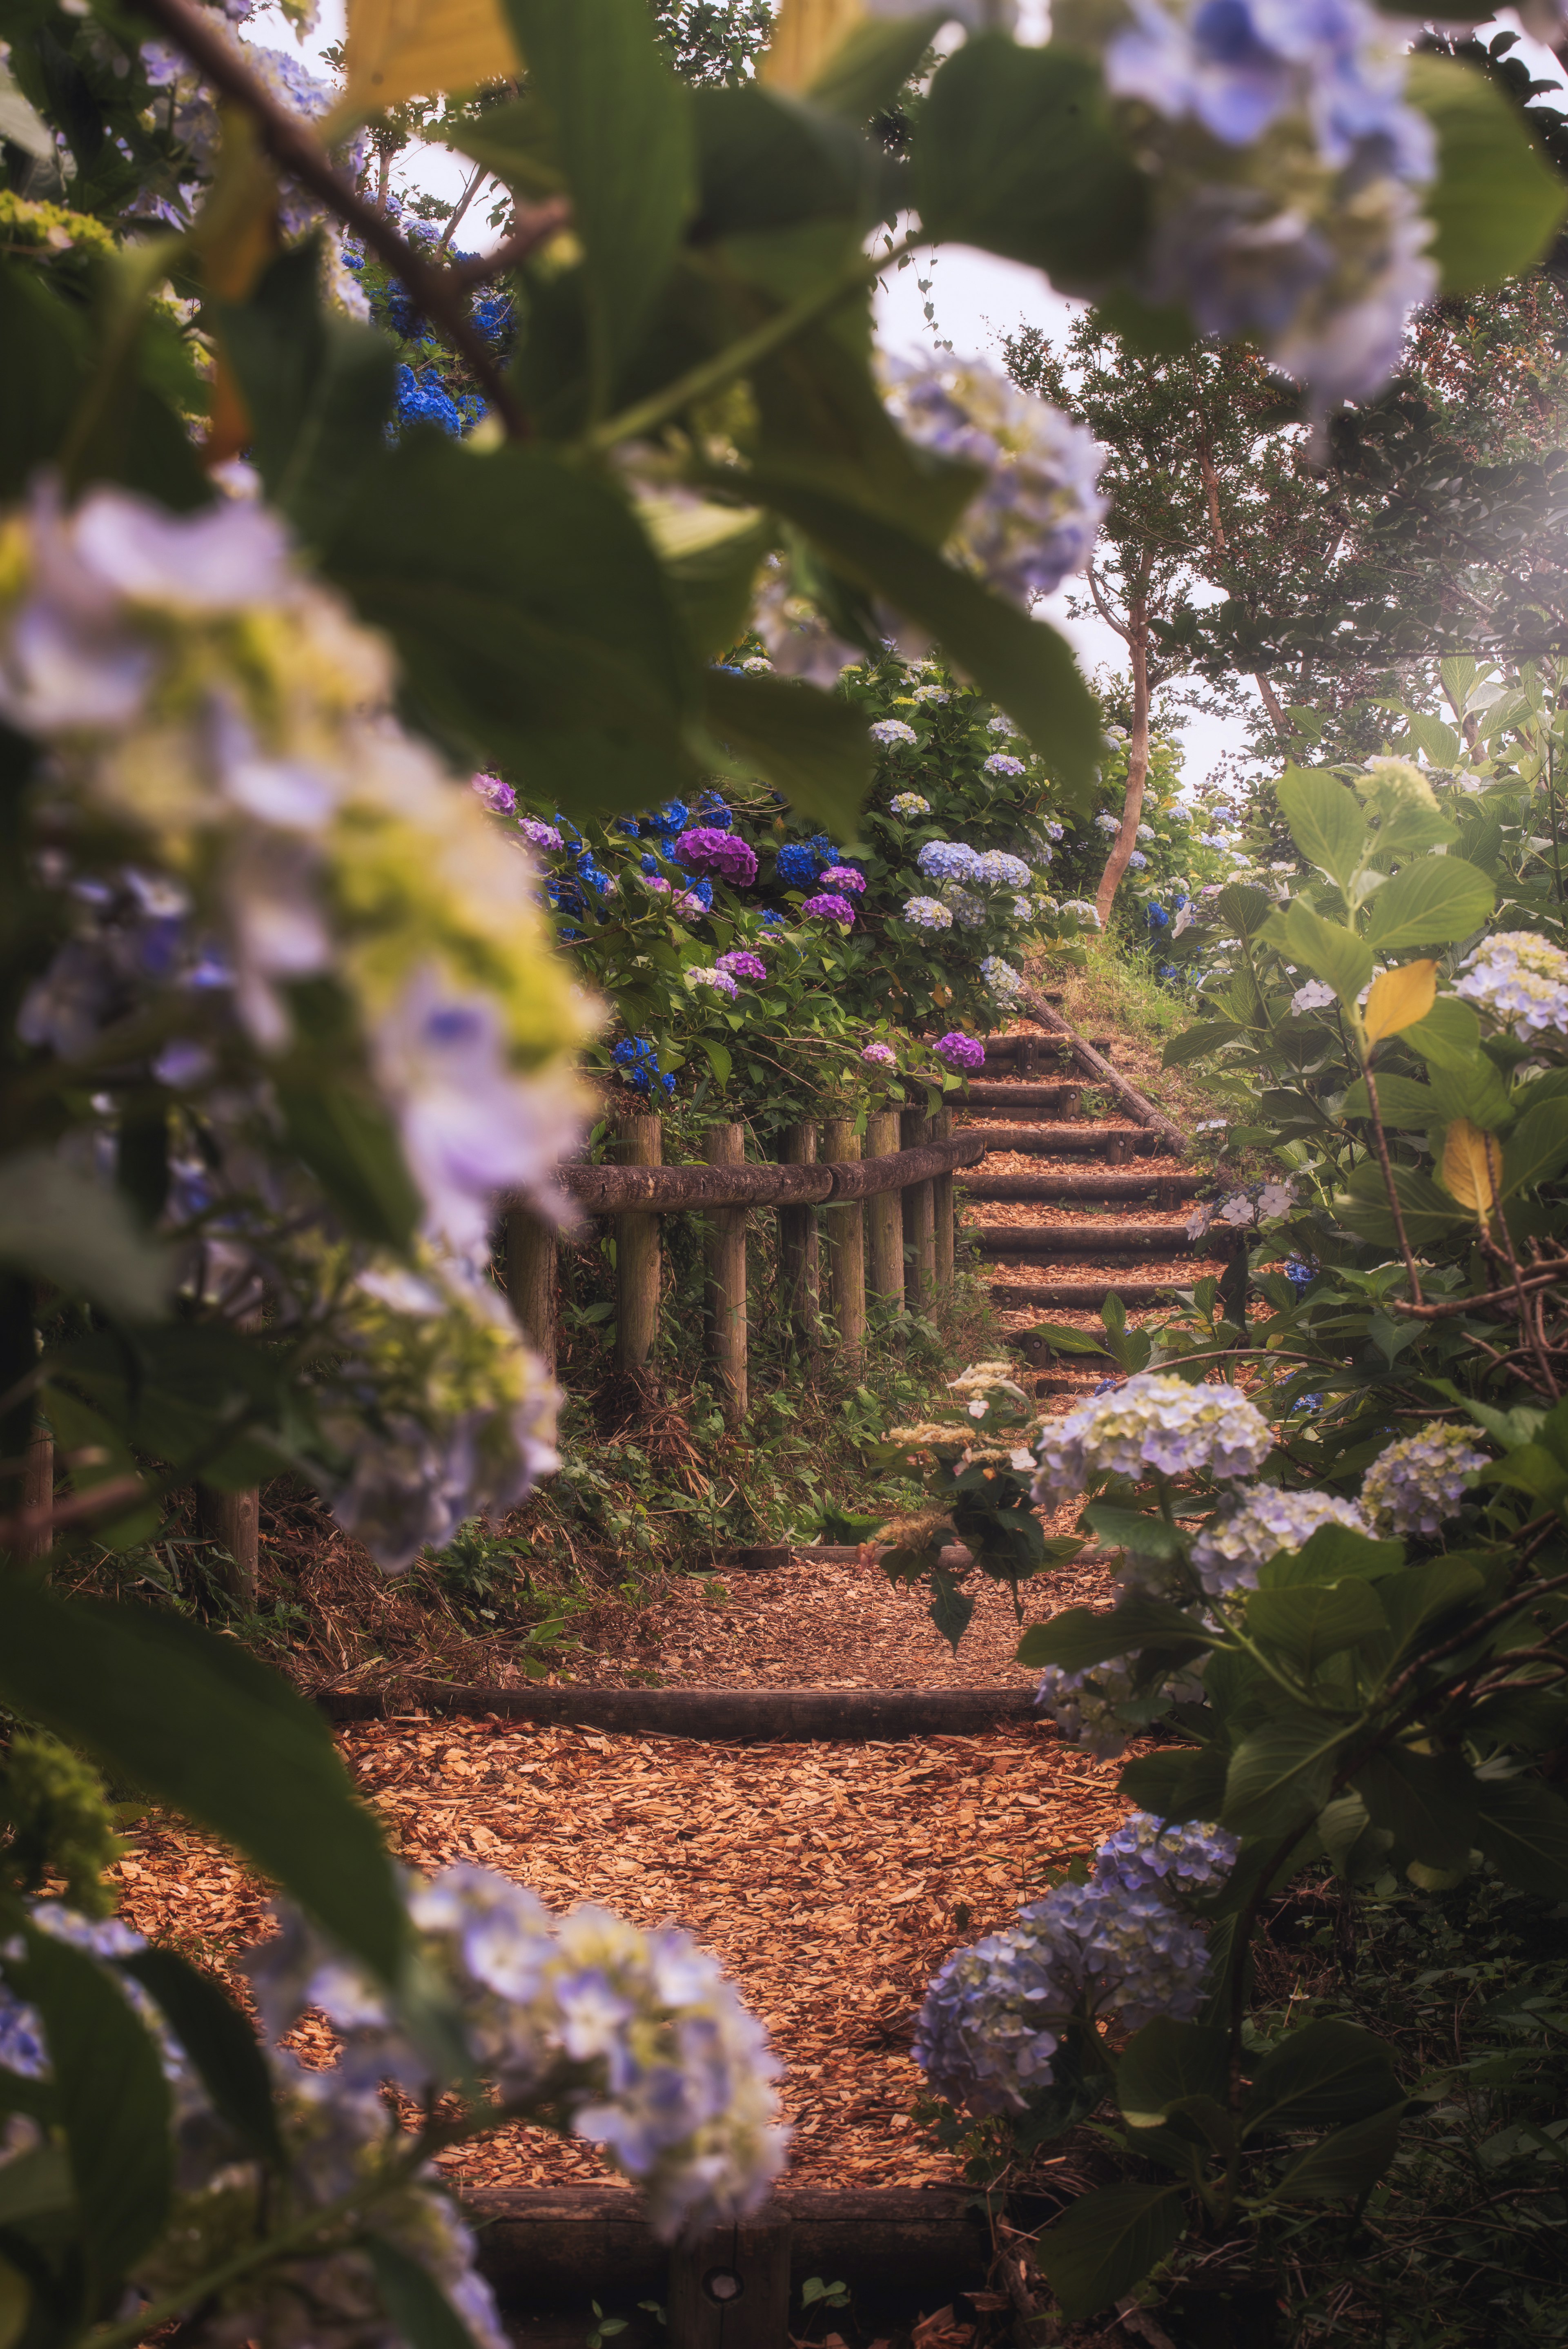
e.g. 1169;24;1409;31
1342;1072;1439;1129
117;1949;284;2170
1115;2017;1230;2126
1036;2182;1185;2322
1254;1526;1405;1591
1473;1778;1568;1897
915;39;1149;291
1375;1560;1486;1656
1399;994;1483;1075
1245;1580;1389;1674
1362;960;1438;1045
1354;1745;1478;1872
1221;1710;1352;1837
1242;2019;1399;2136
1264;902;1374;1007
1335;1155;1467;1247
1271;2103;1405;2203
700;667;871;830
1363;858;1495;953
805;9;947;119
1160;1018;1243;1069
0;1150;169;1322
367;2235;485;2349
1277;766;1368;894
1117;1745;1230;1826
1016;1597;1210;1671
757;0;865;93
1407;53;1568;296
1502;1096;1568;1196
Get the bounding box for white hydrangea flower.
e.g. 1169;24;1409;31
1060;898;1102;930
1033;1372;1272;1500
890;790;931;818
1096;811;1121;834
871;717;920;749
981;955;1025;1005
1191;1481;1372;1597
902;894;953;931
911;684;949;703
1454;932;1568;1039
1361;1424;1489;1535
1291;979;1338;1014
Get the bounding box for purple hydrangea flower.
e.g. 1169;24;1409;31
935;1032;985;1071
716;950;768;986
520;818;564;853
471;773;515;813
818;866;866;895
800;893;856;926
674;829;759;886
861;1041;897;1067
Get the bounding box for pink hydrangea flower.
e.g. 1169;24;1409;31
819;865;866;895
861;1041;897;1067
520;817;564;852
674;828;759;886
717;950;768;985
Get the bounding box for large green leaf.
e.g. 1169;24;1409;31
443;93;563;197
43;1323;294;1492
0;1584;407;1986
119;1949;283;2168
1503;1096;1568;1196
691;85;879;234
1036;2184;1185;2322
739;467;1102;789
1161;1019;1244;1069
915;38;1147;289
701;666;871;829
321;437;699;815
1353;1745;1478;1872
1277;767;1368;893
1334;1156;1467;1247
367;2236;484;2349
1265;902;1373;1005
808;9;946;119
1242;2019;1399;2136
1016;1596;1211;1671
212;242;396;546
1407;53;1568;295
1363;858;1494;952
1116;2018;1229;2127
1474;1777;1568;1896
1401;994;1483;1074
1246;1580;1388;1675
18;1926;172;2301
1118;1745;1230;1825
1256;1525;1406;1589
501;0;694;403
0;1151;169;1322
1271;2105;1404;2204
1222;1710;1352;1837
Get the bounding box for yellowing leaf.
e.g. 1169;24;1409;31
342;0;520;114
759;0;866;91
1442;1117;1501;1219
1363;960;1438;1045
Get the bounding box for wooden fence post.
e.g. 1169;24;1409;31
931;1104;955;1294
864;1109;904;1312
504;1204;559;1370
196;1484;259;1611
614;1112;662;1375
822;1115;865;1361
777;1122;820;1364
704;1123;748;1425
16;1420;53;1563
901;1106;936;1309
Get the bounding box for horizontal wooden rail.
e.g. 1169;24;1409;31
539;1134;986;1216
318;1681;1038;1738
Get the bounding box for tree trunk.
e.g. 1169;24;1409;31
1095;607;1151;927
1254;671;1289;740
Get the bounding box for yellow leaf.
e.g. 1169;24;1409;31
1363;959;1438;1045
1442;1117;1501;1219
758;0;866;91
342;0;520;114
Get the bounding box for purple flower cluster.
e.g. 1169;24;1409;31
675;828;758;886
801;893;856;927
862;1041;898;1067
520;818;564;853
819;865;866;895
935;1032;985;1071
716;950;768;986
471;773;515;813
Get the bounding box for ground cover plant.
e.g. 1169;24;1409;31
0;0;1566;2344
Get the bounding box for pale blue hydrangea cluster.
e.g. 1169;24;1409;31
914;1819;1221;2116
1059;899;1102;929
1454;932;1568;1040
1033;1372;1272;1501
880;357;1106;606
1128;850;1148;869
901;895;953;931
871;718;920;750
917;840;980;883
911;684;950;704
984;753;1027;778
890;791;931;818
1033;1659;1142;1759
1097;0;1437;418
972;849;1032;891
1191;1481;1371;1596
944;885;988;930
1291;978;1338;1014
1360;1425;1488;1536
1095;812;1121;833
981;956;1026;1007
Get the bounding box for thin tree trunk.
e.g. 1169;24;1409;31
1095;609;1150;927
439;163;486;252
1254;671;1288;740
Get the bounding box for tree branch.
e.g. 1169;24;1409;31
129;0;528;438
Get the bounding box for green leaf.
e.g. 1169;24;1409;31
118;1950;283;2168
1116;2018;1229;2127
1020;1322;1110;1357
0;1150;169;1321
1474;1777;1568;1897
1401;994;1483;1075
1503;1097;1568;1196
1353;1746;1478;1871
1404;710;1461;768
1334;1156;1467;1248
1376;1559;1485;1653
1118;1745;1230;1825
212;242;396;545
321;437;698;818
1406;53;1568;295
1215;883;1276;939
915;39;1148;290
1222;1711;1351;1837
693;87;872;232
1256;1524;1406;1589
1242;2019;1399;2135
1246;1580;1388;1673
275;1078;422;1253
1480;1442;1568;1506
366;2235;483;2349
18;1925;172;2297
1363;858;1494;952
444;93;563;197
1036;2184;1185;2323
1276;767;1368;892
1271;2104;1404;2204
644;493;770;661
701;666;871;830
1083;1504;1186;1559
807;8;946;118
44;1322;293;1492
501;0;694;401
1016;1596;1211;1672
0;2145;71;2229
696;1036;732;1086
1161;1020;1243;1068
1266;902;1373;1006
929;1563;975;1655
0;1584;407;1988
737;468;1102;790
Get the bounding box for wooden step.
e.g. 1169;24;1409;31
961;1081;1082;1111
982;1032;1117;1064
975;1220;1200;1257
993;1275;1198;1308
319;1681;1038;1738
961;1170;1199;1203
959;1122;1173;1161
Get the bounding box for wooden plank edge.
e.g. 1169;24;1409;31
316;1682;1042;1736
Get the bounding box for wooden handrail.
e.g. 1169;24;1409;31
530;1133;987;1217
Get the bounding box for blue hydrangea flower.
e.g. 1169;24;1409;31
394;364;464;438
1094;1813;1238;1900
612;1038;675;1098
775;842;823;887
917;840;980;884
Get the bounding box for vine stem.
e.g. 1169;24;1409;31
1360;1063;1423;1306
128;0;528;438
